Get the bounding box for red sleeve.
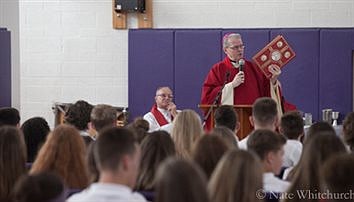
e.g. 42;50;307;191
201;63;224;104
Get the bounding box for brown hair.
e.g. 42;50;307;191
252;97;278;127
135;131;176;191
247;129;286;160
214;105;238;131
280;111;304;139
209;150;263;202
284;133;347;202
95;127;137;171
0;126;27;201
155;158;209;202
171;109;203;159
90;104;117;132
192;135;231;179
30;124;89;189
210;126;238;148
323;153;354;199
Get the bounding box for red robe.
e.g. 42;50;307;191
201;57;269;105
201;57;296;130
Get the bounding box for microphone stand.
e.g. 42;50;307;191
203;72;230;127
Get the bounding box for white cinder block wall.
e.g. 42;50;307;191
16;0;354;127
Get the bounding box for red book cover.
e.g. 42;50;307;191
252;35;296;78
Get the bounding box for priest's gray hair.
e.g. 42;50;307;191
223;33;242;49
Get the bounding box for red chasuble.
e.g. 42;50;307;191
201;57;269;105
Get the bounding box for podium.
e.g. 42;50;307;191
199;105;253;140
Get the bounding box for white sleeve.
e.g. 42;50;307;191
143;112;160;132
221;82;234;105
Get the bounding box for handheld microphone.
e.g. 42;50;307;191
239;59;245;72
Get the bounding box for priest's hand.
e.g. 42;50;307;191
167;102;178;118
269;65;281;85
231;71;245;88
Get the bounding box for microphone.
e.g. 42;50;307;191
239;59;245;72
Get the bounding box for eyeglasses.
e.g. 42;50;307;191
156;94;173;99
228;44;245;50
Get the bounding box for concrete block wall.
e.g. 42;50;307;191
14;0;354;127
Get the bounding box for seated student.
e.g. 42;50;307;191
323;153;354;202
214;105;240;140
0;126;27;202
135;131;176;192
89;104;117;138
0;107;21;127
21;117;50;163
143;87;179;133
247;129;289;193
67;127;146;202
155;158;209;202
192;135;232;179
279;112;304;167
210;126;239;148
209;150;263;202
14;172;66;202
64;100;94;145
238;97;279;150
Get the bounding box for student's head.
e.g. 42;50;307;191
342;112;354;151
222;33;244;62
214;105;239;132
90;104;117;132
0;107;20;127
192;135;231;179
323;153;354;201
125;117;149;143
155;158;209;202
171;109;203;159
21;117;50;162
64;100;93;131
210;126;238;148
280;111;304;140
135;131;175;191
155;87;173;109
209;150;263;202
247;129;286;174
95;127;140;188
305;121;335;143
30;124;89;189
251;98;278;130
0;126;27;201
14;172;66;202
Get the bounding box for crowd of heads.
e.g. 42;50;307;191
1;95;354;202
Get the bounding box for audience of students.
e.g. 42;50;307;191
210;126;239;148
0;107;21;127
90;104;118;136
214;105;239;138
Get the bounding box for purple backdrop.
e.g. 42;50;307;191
0;27;11;107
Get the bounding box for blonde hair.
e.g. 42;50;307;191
30;124;89;189
171;109;203;159
209;150;263;202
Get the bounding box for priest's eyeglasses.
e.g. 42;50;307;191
228;44;245;50
157;94;174;99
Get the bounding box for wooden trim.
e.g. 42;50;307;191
137;0;153;28
112;0;127;29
